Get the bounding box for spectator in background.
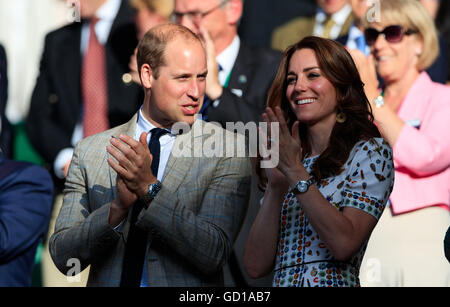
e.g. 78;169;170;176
271;0;353;51
173;0;281;126
131;0;173;39
351;0;450;286
336;0;373;56
128;0;173;84
26;0;142;287
173;0;282;287
26;0;141;187
0;152;53;286
238;0;316;49
0;44;12;158
337;0;448;84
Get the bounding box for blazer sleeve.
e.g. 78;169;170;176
49;142;121;275
393;91;450;177
137;136;252;275
0;163;53;262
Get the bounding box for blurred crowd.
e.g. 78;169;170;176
0;0;449;287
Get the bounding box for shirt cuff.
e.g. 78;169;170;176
53;148;74;179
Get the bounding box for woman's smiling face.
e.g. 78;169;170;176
285;48;338;127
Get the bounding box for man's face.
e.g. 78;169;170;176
147;38;207;128
174;0;229;39
317;0;349;15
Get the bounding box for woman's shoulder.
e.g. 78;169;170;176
347;137;393;166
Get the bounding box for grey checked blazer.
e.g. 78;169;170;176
49;114;252;286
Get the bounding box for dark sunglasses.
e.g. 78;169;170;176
364;25;419;46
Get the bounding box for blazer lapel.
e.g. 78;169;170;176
159;120;211;195
227;43;252;94
339;13;354;37
56;24;82;118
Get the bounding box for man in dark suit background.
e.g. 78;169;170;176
0;153;53;286
26;0;142;187
238;0;316;49
271;0;353;52
0;44;12;158
173;0;281;286
173;0;281;127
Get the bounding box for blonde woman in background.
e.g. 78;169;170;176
351;0;450;286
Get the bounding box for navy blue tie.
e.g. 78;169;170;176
148;128;168;176
120;128;168;287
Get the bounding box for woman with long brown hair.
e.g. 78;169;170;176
243;36;394;287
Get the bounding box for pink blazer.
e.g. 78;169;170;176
390;72;450;214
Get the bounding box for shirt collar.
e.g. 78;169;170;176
96;0;121;22
91;0;121;45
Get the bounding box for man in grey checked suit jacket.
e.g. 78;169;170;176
49;23;251;286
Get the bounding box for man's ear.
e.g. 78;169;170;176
226;0;243;25
140;63;153;89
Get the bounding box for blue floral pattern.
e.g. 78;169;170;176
273;138;394;287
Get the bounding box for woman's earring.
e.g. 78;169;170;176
336;112;347;123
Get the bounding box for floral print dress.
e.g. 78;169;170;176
273;138;394;287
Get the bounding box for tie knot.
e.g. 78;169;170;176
150;128;169;141
89;16;99;30
322;16;336;39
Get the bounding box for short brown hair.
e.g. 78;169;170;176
136;23;202;79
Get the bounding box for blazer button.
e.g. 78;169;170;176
49;94;58;104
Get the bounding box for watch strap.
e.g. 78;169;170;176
139;180;162;205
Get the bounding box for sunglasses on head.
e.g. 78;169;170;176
364;25;419;46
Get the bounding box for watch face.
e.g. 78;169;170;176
148;181;162;197
297;181;308;193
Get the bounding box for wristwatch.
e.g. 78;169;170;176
373;95;385;108
291;177;314;194
140;180;162;205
